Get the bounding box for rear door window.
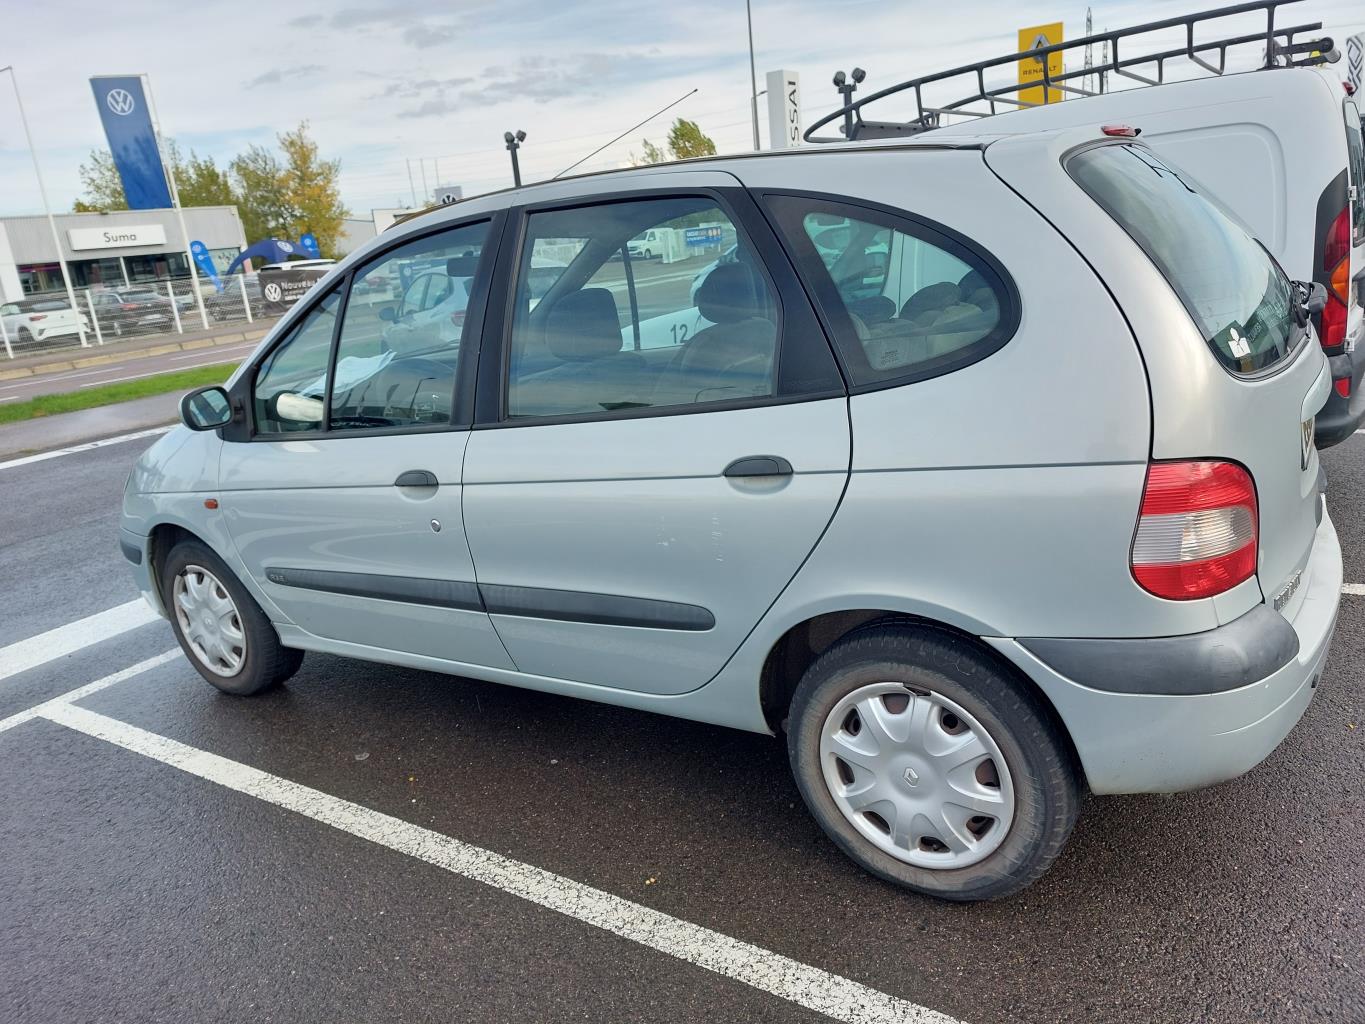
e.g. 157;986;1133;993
1068;143;1299;375
763;195;1016;387
1345;99;1364;246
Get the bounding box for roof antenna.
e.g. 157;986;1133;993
552;88;699;180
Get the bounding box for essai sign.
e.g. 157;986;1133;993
765;69;802;150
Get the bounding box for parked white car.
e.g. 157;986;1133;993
0;298;89;348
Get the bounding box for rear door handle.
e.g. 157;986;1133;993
723;456;793;478
394;470;439;488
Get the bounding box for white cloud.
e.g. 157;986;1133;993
0;0;1359;216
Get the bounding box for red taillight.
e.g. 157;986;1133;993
29;314;46;322
1320;294;1347;349
120;303;138;310
1101;124;1140;137
1131;461;1258;600
1335;377;1351;398
1324;206;1350;276
1317;207;1352;350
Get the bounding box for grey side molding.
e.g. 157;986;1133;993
1019;604;1300;696
265;568;484;612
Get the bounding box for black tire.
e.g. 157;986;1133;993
17;328;33;348
787;623;1080;901
643;249;653;260
159;538;303;696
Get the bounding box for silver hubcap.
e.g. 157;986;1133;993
173;565;246;677
819;682;1015;869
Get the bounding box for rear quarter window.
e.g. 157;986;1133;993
1068;143;1300;375
763;194;1018;388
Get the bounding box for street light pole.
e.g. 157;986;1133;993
2;65;88;346
746;0;761;150
504;130;526;187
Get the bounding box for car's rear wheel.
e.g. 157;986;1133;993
17;328;33;348
160;538;303;695
788;623;1080;901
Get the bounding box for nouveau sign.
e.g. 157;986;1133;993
68;224;168;251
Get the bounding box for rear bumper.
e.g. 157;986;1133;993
988;509;1342;794
1315;341;1365;449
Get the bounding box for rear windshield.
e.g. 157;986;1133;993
1346;99;1364;246
1068;143;1298;375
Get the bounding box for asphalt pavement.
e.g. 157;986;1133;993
0;432;1361;1024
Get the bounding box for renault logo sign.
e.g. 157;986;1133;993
106;88;136;116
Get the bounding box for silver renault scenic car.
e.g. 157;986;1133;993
122;125;1342;900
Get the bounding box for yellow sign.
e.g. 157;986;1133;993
1018;22;1065;106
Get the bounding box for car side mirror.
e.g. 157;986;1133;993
378;306;397;322
180;385;232;431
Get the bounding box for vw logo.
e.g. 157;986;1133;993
106;88;136;116
278;241;295;253
263;283;283;302
902;766;921;787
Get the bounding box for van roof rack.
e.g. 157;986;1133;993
804;0;1341;143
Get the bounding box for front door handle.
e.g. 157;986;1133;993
394;470;439;488
723;456;793;478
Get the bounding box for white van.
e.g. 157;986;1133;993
807;4;1365;446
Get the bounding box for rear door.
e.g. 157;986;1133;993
987;131;1328;616
1344;97;1365;341
461;174;850;695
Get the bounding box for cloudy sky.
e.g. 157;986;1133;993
2;0;1361;219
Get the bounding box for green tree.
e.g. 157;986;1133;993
228;144;292;245
666;118;716;159
166;141;234;207
73;143;233;212
276;121;349;256
73;150;128;212
629;138;668;166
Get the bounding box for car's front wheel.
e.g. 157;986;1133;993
160;538;303;695
788;623;1080;901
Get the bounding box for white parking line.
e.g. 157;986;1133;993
0;649;180;735
1343;584;1365;596
0;425;172;471
0;599;161;682
13;685;961;1024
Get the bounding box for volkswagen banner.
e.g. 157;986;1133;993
89;76;173;210
259;265;330;316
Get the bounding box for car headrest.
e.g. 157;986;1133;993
696;263;763;325
957;268;987;295
447;254;481;277
545;288;624;361
899;281;959;320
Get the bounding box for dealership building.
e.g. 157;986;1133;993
0;206;247;302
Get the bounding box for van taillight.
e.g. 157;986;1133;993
1319;206;1351;350
1131;461;1258;600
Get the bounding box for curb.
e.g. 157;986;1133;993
0;326;270;383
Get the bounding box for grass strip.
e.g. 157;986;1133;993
0;362;237;425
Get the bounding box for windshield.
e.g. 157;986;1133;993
1069;143;1298;375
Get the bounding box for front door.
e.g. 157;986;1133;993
219;216;513;670
463;182;850;695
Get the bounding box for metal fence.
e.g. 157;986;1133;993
0;274;269;359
